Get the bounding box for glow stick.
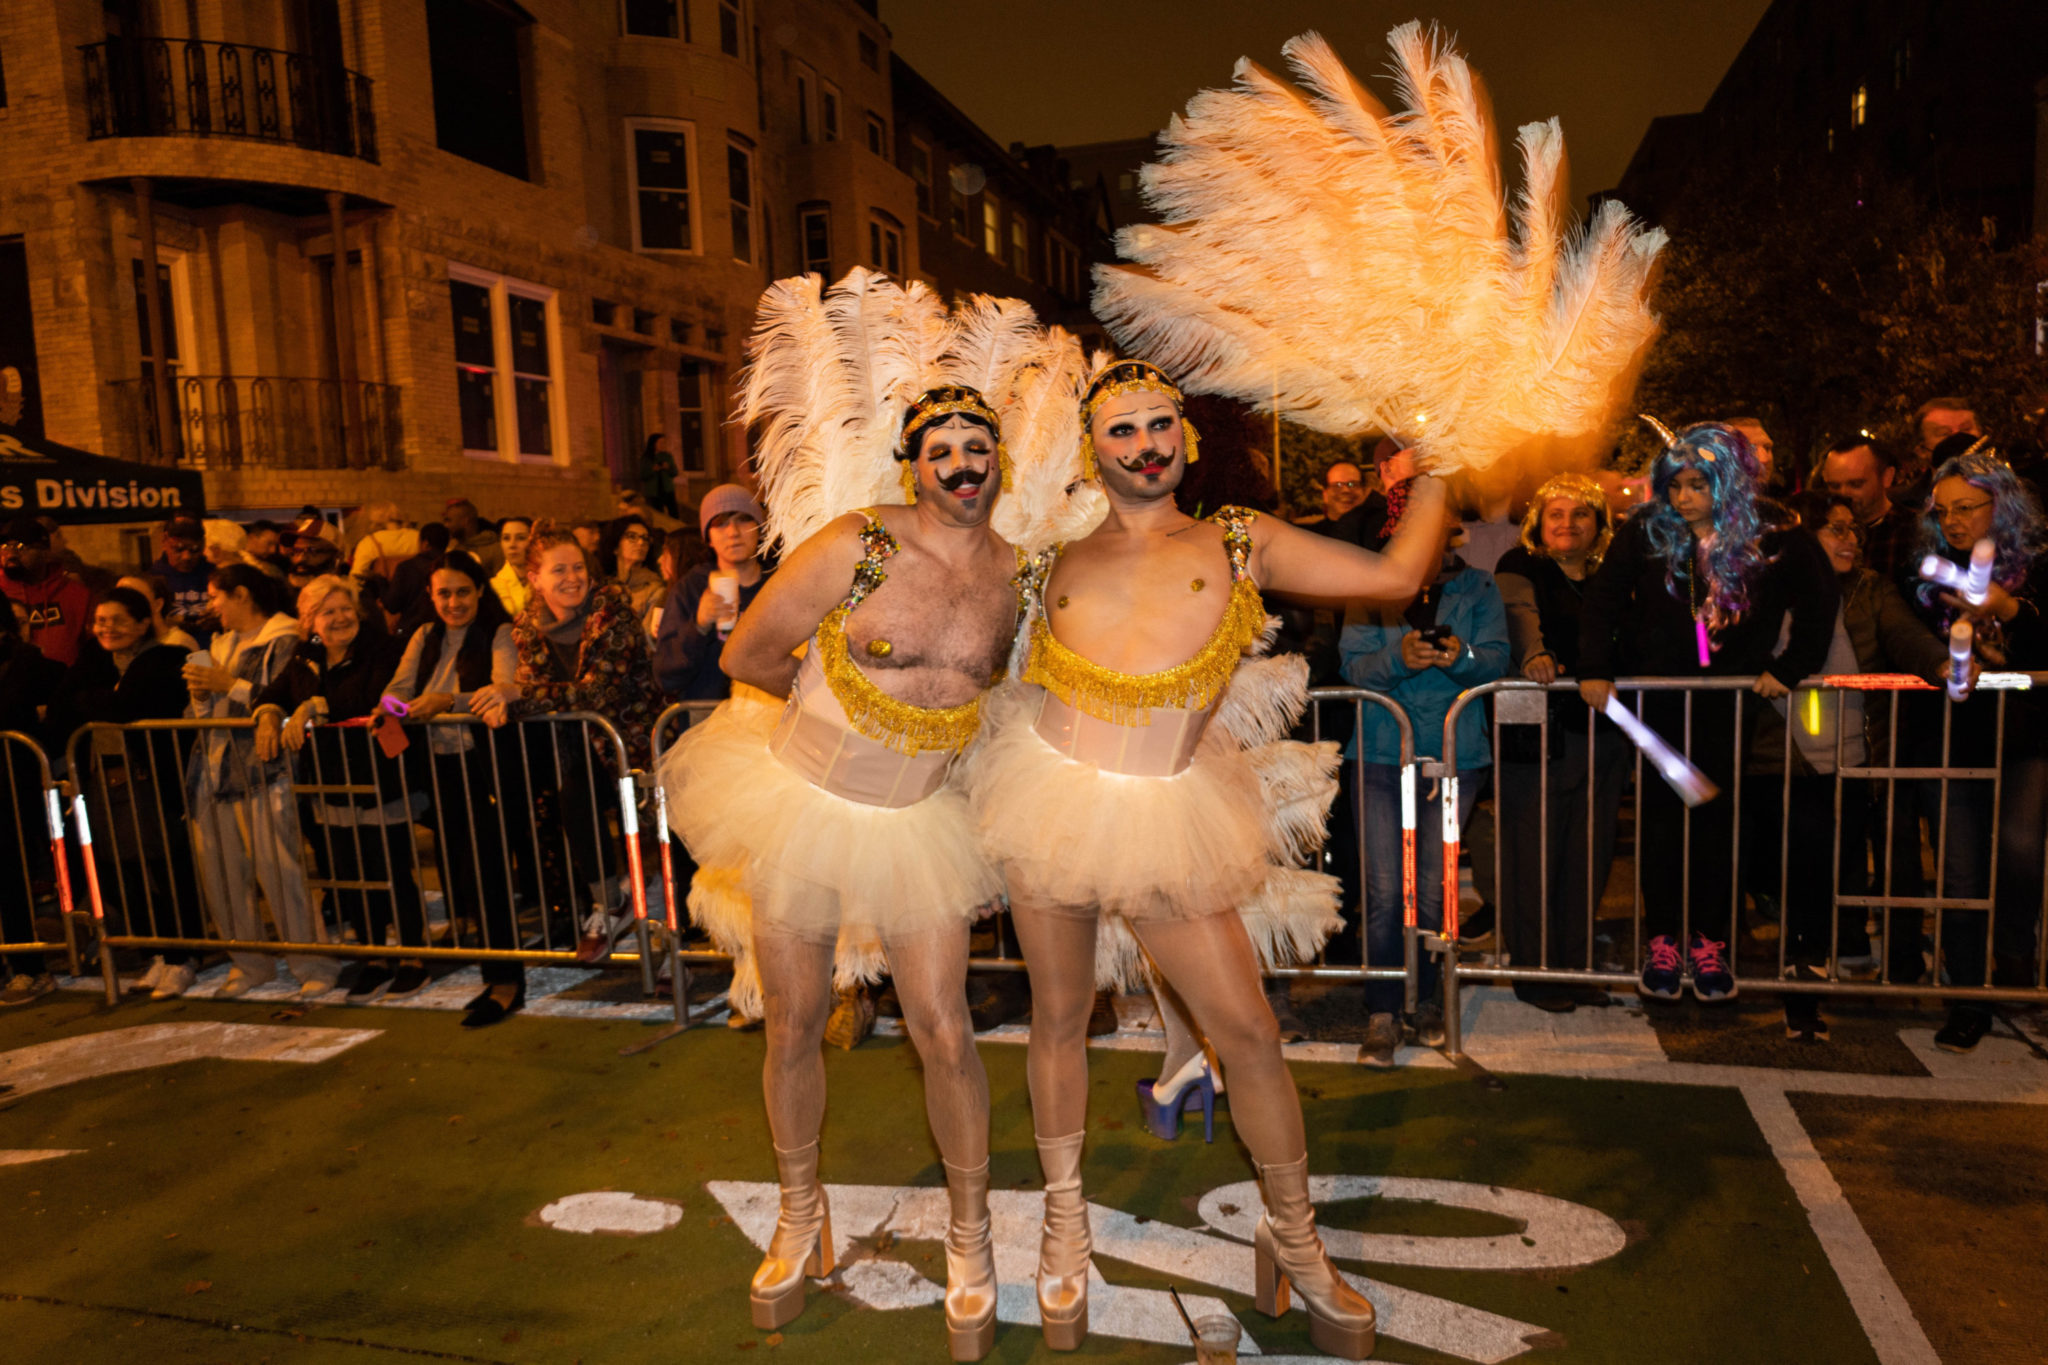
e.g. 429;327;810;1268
1803;689;1821;736
1695;618;1712;667
1964;538;1995;604
1947;620;1974;702
1600;695;1718;807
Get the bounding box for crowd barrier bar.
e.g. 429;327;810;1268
1;729;83;978
1438;674;2048;1058
66;712;661;1008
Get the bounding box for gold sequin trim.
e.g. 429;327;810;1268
817;606;982;755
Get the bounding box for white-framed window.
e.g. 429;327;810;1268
868;213;902;276
800;205;831;277
449;264;563;463
981;193;1001;259
621;0;684;38
820;80;841;142
718;0;742;57
128;246;194;379
678;359;711;472
727;135;756;264
625;118;699;254
858;32;879;71
949;176;970;241
909;139;934;219
1010;216;1029;278
793;61;814;143
865;111;888;158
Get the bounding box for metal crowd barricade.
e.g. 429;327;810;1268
1;730;83;979
66;712;661;1008
1437;674;2048;1058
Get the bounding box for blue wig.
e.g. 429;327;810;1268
1912;448;2047;613
1639;422;1767;616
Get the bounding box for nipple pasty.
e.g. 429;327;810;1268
866;639;894;659
1191;578;1206;593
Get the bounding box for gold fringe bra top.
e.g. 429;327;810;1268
1023;507;1266;778
768;511;1010;808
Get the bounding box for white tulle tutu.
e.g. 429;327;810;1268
967;672;1345;990
660;690;999;1014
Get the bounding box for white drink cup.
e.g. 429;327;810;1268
709;572;740;637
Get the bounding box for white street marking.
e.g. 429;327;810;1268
537;1191;683;1235
0;1149;85;1167
0;1022;379;1098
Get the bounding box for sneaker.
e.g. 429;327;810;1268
216;968;272;998
1783;993;1828;1041
151;962;197;1000
725;1009;763;1031
575;907;637;964
1359;1012;1401;1068
823;985;875;1050
297;976;338;999
1639;936;1683;1000
1933;1006;1993;1053
386;965;432;999
1512;980;1579;1013
1835;953;1879;982
1411;1000;1447;1048
347;965;396;1003
0;973;56;1007
130;956;168;995
1687;933;1737;1001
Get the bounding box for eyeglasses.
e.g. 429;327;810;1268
1932;499;1992;523
622;531;651;543
1326;479;1363;491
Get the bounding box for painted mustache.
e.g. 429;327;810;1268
1115;449;1175;473
937;466;990;492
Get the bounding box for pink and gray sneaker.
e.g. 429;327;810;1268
1640;936;1683;1000
1687;932;1737;1001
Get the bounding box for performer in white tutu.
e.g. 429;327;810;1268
661;268;1082;1361
982;24;1667;1360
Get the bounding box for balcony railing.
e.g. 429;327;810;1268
81;38;377;163
115;375;403;472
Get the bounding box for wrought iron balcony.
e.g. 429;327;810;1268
114;375;403;471
81;38;377;163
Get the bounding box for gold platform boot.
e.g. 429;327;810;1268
1034;1131;1090;1350
942;1159;997;1361
749;1141;835;1330
1253;1155;1376;1359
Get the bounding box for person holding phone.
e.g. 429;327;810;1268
652;485;770;701
1338;499;1509;1065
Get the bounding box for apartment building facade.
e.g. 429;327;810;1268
0;0;1012;561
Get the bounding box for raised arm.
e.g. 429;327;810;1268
720;515;865;699
1251;476;1448;603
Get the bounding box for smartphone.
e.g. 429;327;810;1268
1417;625;1451;648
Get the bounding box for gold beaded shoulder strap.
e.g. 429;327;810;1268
813;510;984;755
1023;506;1266;724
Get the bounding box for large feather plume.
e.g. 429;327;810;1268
1092;24;1666;474
736;267;1090;556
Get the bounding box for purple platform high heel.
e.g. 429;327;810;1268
1135;1054;1220;1142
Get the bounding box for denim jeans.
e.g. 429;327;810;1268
1357;761;1483;1015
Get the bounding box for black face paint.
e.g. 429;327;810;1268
936;466;990;492
1114;449;1174;474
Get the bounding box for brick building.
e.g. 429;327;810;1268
0;0;1098;567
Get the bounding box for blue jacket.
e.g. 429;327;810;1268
1340;563;1509;767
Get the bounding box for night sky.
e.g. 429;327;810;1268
882;0;1773;211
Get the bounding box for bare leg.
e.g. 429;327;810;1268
754;926;837;1149
1132;911;1303;1164
883;922;988;1168
1009;902;1099;1139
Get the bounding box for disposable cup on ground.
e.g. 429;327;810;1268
1191;1314;1241;1365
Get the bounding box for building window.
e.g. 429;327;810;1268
869;214;902;276
1850;85;1867;127
1046;233;1080;299
1010;217;1029;278
426;0;531;180
800;205;831;277
949;178;970;241
678;359;709;472
1893;41;1911;89
728;137;756;264
820;81;841;142
1826;126;1835;153
450;266;560;462
626;119;698;253
982;194;1001;259
130;257;184;372
719;0;741;57
858;32;879;71
865;112;888;158
622;0;682;38
910;141;934;219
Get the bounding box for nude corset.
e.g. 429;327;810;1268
1033;689;1216;777
768;643;953;808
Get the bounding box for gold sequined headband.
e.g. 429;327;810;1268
1079;359;1199;478
897;384;1010;504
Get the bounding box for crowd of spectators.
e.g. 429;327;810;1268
0;484;768;1024
2;395;2042;1059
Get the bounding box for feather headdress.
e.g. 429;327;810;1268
736;268;1092;556
1092;24;1667;475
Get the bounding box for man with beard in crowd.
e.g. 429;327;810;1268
0;517;92;665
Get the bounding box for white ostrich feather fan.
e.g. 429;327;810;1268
737;267;1097;556
1092;24;1667;475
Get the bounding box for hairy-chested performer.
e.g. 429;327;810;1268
971;360;1447;1359
663;377;1020;1361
